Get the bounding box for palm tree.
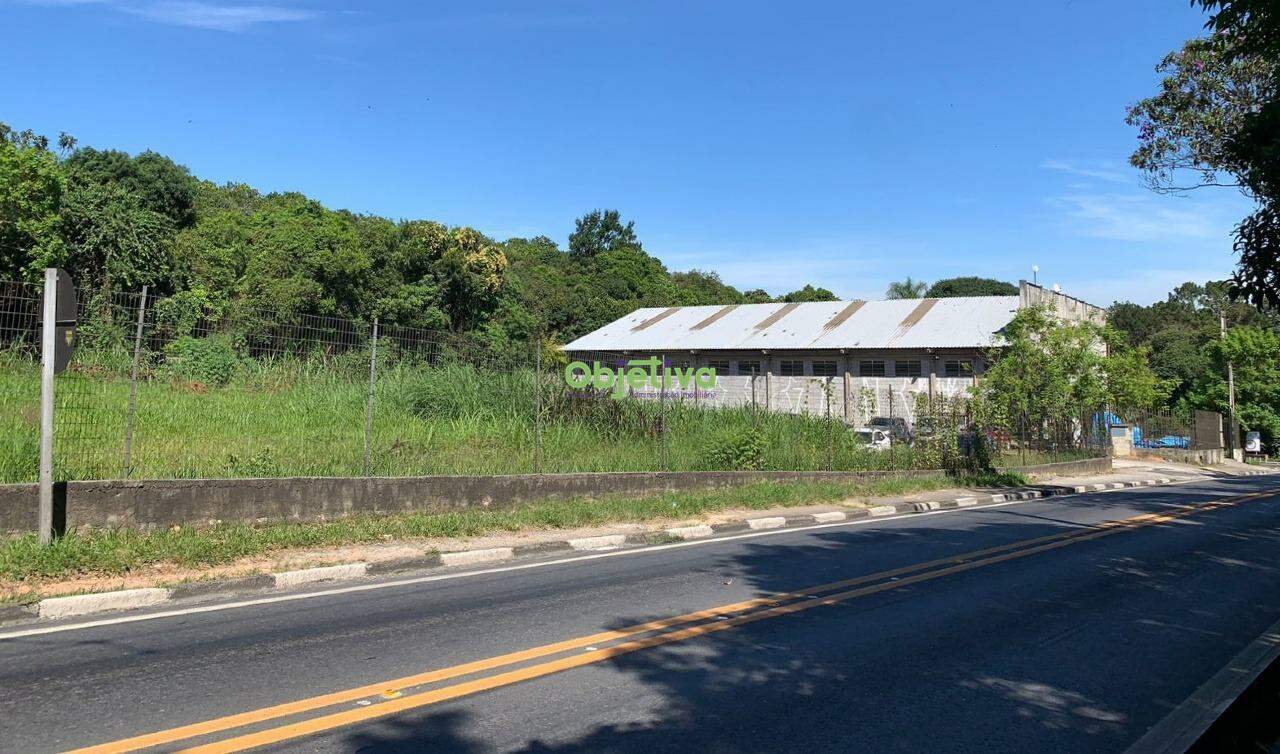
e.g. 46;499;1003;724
885;277;928;299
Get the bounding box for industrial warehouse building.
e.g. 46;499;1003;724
562;281;1105;426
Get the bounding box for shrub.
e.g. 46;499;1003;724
701;430;765;470
164;333;242;386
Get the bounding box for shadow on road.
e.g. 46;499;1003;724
341;481;1280;753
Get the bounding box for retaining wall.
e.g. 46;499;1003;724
0;457;1110;534
1131;447;1223;465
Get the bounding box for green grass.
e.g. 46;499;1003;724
0;472;1024;586
0;356;1038;483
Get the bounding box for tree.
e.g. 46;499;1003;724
671;269;745;305
568;209;640;258
1126;36;1273;194
885;277;927;299
58;182;175;292
1185;325;1280;449
742;288;773;304
437;226;508;332
1107;279;1278;404
779;284;837;302
1101;335;1173;410
925;277;1017;298
0;131;65;279
972;306;1166;430
1129;3;1280;306
66;147;198;228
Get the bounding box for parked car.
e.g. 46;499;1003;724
852;427;893;451
868;416;912;444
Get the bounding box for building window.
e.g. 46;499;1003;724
895;360;922;377
779;360;805;376
943;360;973;378
736;360;762;376
811;360;837;376
667;358;690;370
859;360;886;377
706;359;730;374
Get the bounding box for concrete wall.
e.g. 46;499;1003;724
1019;280;1107;326
1131;447;1223;465
999;456;1111;479
0;458;1109;534
632;374;976;425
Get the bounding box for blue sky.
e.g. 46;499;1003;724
2;0;1252;305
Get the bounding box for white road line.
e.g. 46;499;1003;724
0;476;1237;641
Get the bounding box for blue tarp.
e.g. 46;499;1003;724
1132;425;1190;449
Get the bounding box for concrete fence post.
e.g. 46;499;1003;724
122;284;148;479
888;385;896;468
533;335;542;475
659;353;668;472
1020;412;1027;466
826;376;834;471
363;318;378;477
38;268;57;545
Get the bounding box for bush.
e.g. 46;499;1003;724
164;333;242;386
701;429;765;470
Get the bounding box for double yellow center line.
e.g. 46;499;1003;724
71;488;1276;754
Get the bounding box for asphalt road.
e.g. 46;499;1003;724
2;475;1280;753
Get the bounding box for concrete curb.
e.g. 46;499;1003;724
568;534;627;551
5;471;1274;627
273;563;368;589
38;588;170;620
440;547;514;567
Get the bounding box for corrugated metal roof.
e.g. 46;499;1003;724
562;296;1021;352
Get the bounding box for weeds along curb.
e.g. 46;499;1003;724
2;472;1273;628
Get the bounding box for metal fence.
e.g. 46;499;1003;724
1107;408;1222;452
0;279;1108;483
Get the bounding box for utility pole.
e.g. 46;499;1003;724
1221;312;1237;457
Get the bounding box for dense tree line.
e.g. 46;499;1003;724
1110;281;1280;448
0;125;838;354
884;276;1018;299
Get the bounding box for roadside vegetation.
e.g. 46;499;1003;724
0;353;1017;482
0;471;1024;590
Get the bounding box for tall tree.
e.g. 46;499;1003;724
1129;2;1280;306
58;182;175;292
1185;325;1280;448
779;284;838;302
66;148;198;228
568;209;640;258
670;269;746;305
0;128;65;279
925;277;1017;298
885;277;927;299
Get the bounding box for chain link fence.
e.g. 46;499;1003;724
0;279;1109;483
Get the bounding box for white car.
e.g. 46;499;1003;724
852;427;893;451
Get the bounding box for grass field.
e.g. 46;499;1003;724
0;348;1100;484
0;357;980;483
